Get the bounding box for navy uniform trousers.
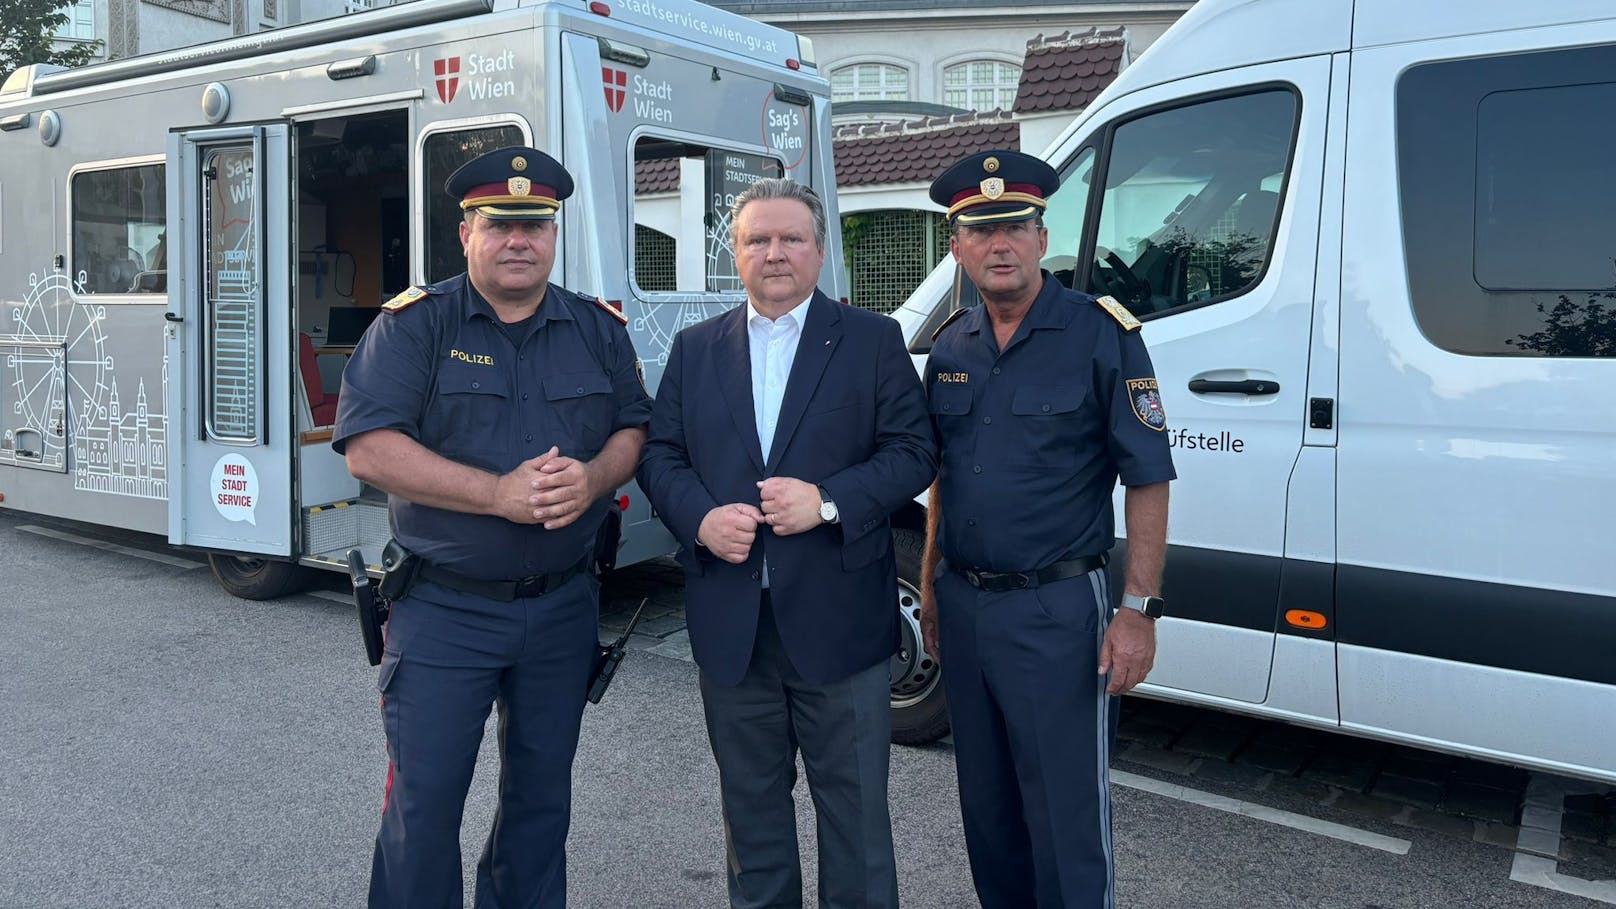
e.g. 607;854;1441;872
936;565;1119;909
370;573;599;909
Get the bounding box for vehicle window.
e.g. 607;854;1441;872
630;137;782;296
1083;90;1297;319
1042;147;1095;289
1400;45;1616;357
422;124;523;284
71;164;166;295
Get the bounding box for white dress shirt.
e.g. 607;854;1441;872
747;295;812;587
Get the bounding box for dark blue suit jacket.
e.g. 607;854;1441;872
637;292;937;686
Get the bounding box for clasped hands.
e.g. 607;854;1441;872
492;446;598;530
697;477;824;565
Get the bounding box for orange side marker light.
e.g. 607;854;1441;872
1285;609;1327;630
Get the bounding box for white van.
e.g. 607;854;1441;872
886;0;1616;784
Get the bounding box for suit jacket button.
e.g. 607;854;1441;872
750;570;760;580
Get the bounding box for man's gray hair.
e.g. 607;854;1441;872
730;178;827;251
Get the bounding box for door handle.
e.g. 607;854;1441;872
163;311;184;323
1188;379;1280;395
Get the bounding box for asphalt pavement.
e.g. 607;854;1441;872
2;511;1612;908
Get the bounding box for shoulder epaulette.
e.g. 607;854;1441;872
1094;295;1142;332
382;285;428;314
592;295;628;326
930;307;969;342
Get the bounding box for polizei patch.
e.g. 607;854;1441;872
1127;378;1167;430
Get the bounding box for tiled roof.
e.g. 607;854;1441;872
1014;27;1126;115
833;110;1019;188
634;157;680;195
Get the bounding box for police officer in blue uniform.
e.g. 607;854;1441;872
332;146;651;909
918;150;1175;909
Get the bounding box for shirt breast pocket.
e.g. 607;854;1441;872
1008;382;1089;467
928;384;974;419
429;367;511;461
543;370;613;457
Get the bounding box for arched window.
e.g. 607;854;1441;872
831;63;910;103
943;60;1021;112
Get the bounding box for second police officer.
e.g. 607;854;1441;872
919;150;1176;909
332;146;651;909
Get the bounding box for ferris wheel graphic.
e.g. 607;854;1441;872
6;271;110;470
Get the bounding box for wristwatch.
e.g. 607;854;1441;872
1119;593;1165;620
817;485;839;524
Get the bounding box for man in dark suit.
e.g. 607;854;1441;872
638;178;936;909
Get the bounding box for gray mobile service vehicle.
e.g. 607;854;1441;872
0;0;840;600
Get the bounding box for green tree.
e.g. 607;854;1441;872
1;0;103;80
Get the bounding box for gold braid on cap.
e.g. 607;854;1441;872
945;191;1047;220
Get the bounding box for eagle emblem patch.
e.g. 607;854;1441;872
1127;378;1167;431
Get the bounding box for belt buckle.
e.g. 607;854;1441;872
514;575;547;598
964;569;983;589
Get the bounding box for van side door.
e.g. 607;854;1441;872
1064;58;1337;707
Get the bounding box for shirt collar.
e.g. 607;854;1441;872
746;294;812;330
461;278;572;325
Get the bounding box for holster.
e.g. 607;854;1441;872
346;549;389;667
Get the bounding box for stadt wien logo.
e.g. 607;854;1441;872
603;67;627;112
434;56;461;103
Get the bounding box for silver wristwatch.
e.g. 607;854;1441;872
817;485;839;524
1119;593;1165;620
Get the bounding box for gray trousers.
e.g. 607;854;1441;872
698;594;899;909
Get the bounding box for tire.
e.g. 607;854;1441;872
890;527;951;746
207;553;317;600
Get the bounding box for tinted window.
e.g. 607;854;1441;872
72;164;166;295
1399;45;1616;357
422;124;523;284
1083;90;1296;319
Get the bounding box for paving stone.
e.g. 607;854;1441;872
1561;810;1608;843
635;613;689;638
1302;753;1376;792
1116;716;1177;749
1328;790;1407;822
1397;807;1476;841
1381;748;1456;784
1445;781;1521;825
1175;723;1249;761
623;632;664;653
1472;821;1522;851
1564;793;1611;815
1372;772;1445;810
1191;759;1271;791
1118;743;1199;776
647;638;694;662
1451;759;1528;792
1560;839;1616;880
1234;743;1309;776
1250;723;1325;751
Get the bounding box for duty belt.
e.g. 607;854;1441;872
417;557;590;602
953;553;1108;592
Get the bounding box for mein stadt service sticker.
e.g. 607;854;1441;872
1127;378;1167;431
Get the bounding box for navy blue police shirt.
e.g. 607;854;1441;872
332;274;651;579
925;272;1175;573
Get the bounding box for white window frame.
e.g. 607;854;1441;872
940;57;1022;112
830;62;912;103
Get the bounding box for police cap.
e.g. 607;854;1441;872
445;146;574;221
929;150;1060;226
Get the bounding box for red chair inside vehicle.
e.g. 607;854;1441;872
298;332;340;426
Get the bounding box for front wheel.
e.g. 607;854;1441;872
889;527;950;745
207;554;317;600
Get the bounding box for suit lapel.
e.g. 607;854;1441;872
714;306;766;474
765;292;842;474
